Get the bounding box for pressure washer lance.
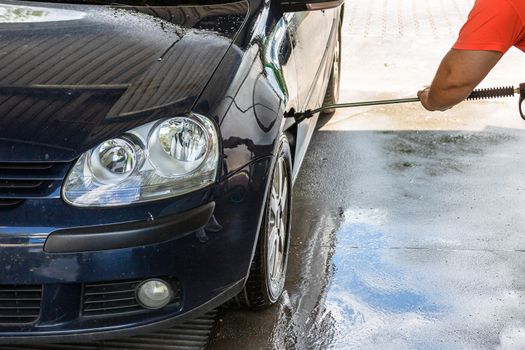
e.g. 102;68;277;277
285;83;525;123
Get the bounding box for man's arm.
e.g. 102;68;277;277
418;49;503;111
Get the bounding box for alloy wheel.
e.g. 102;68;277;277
266;156;289;299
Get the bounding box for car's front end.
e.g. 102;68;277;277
0;158;268;341
0;0;280;342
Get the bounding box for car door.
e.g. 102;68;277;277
284;8;340;180
287;10;335;110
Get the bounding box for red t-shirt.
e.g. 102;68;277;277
453;0;525;54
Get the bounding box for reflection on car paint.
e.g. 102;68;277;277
0;2;248;162
0;4;85;23
207;13;297;175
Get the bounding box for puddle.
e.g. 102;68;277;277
268;207;446;350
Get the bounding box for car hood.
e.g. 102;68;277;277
0;1;248;162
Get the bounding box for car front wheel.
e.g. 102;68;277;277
233;135;292;310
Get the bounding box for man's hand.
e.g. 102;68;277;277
419;49;503;111
418;87;452;112
417;87;434;111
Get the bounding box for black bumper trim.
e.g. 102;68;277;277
0;278;244;344
44;202;215;253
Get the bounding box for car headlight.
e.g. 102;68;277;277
62;114;219;207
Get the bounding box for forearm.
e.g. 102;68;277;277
425;78;475;111
419;49;503;111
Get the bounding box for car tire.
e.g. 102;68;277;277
230;135;292;310
316;24;342;130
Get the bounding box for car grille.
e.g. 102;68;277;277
83;279;182;317
0;285;42;324
0;162;71;208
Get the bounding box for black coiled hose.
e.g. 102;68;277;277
467;86;515;100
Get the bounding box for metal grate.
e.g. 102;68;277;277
0;285;42;325
0;309;219;350
83;279;182;317
0;162;70;208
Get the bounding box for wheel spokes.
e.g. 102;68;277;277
267;226;278;275
280;178;288;210
271;236;280;277
267;157;290;295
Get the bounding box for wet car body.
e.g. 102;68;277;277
0;0;342;342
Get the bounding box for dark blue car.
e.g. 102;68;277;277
0;0;342;342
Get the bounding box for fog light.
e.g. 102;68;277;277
136;279;173;309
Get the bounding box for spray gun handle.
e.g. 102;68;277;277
519;83;525;121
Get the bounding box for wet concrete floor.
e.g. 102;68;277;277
210;0;525;349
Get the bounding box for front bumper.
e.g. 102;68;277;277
0;158;271;342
